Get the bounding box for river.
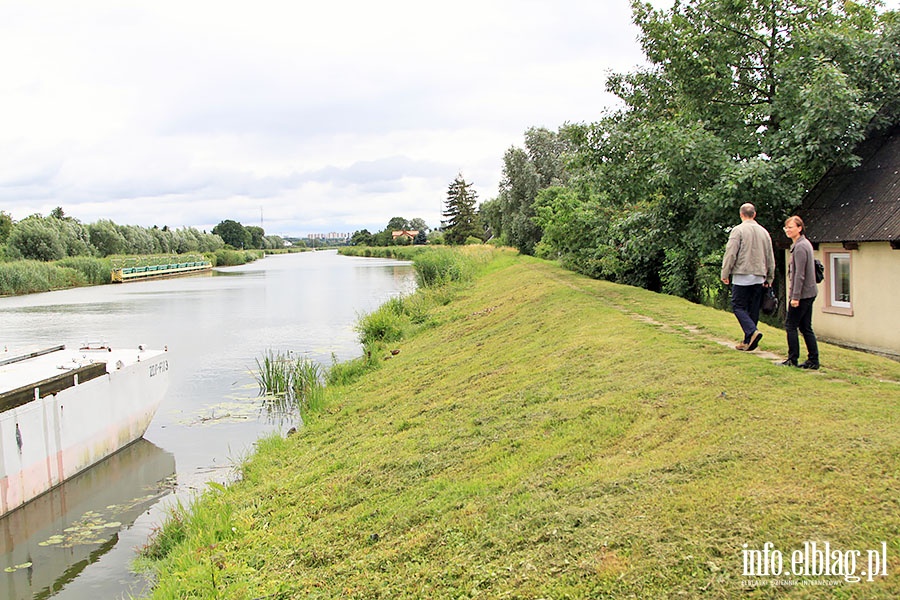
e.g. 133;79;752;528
0;250;416;599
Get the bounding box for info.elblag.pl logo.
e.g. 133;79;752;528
742;541;889;586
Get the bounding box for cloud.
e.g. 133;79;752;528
0;0;698;236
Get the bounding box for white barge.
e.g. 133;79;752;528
0;344;169;517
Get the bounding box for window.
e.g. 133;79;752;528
831;253;851;307
824;250;852;314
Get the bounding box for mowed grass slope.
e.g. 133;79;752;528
143;251;900;599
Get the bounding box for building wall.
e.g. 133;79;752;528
793;242;900;357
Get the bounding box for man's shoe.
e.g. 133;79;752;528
735;343;749;351
747;330;763;351
779;359;798;367
799;361;820;370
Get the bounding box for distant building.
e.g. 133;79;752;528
307;232;351;243
391;230;419;241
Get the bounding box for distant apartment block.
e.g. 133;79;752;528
307;232;351;242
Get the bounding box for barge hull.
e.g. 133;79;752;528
0;346;169;517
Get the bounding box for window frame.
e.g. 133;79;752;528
823;249;853;316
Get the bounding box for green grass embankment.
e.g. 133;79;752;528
139;248;900;599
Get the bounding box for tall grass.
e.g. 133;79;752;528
412;247;478;287
137;483;240;599
57;256;113;285
325;346;382;386
339;245;429;260
253;350;325;420
355;303;407;346
0;260;85;295
1;253;209;296
209;248;264;267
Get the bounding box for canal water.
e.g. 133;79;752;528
0;250;416;599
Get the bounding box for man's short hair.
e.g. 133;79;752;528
740;203;756;218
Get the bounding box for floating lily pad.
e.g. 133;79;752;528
39;535;65;546
3;565;31;573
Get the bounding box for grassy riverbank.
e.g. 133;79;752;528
138;248;900;599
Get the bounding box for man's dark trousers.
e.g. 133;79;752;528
731;283;763;344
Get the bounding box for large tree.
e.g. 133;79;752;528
6;216;66;261
408;217;429;233
246;226;266;249
490;127;569;255
212;219;251;249
350;229;374;246
0;211;12;245
442;174;480;245
538;0;900;301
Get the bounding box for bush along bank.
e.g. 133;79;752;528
136;247;900;599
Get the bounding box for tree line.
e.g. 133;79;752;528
467;0;900;305
0;209;292;262
350;216;432;246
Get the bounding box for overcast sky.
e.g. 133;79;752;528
1;0;895;238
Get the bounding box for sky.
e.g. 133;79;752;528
0;0;895;238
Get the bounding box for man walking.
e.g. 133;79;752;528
720;203;776;351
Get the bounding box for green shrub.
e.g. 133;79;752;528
211;248;262;267
412;248;475;287
57;256;112;285
380;293;432;325
356;304;406;345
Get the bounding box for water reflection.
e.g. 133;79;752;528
0;440;175;600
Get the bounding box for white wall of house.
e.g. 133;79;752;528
799;242;900;357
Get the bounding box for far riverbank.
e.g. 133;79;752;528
0;248;317;296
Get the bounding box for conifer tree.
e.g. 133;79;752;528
442;173;479;244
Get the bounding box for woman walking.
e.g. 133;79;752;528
781;216;819;369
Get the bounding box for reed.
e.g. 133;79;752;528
339;245;429;260
57;256;113;285
253;350;325;419
411;247;477;287
0;260;85;295
209;248;264;267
